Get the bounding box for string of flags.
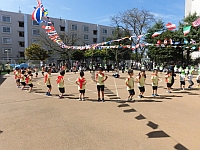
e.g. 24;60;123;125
32;0;200;51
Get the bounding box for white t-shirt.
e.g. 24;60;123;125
187;74;193;81
180;74;185;81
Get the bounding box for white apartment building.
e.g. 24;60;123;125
185;0;200;17
0;10;116;63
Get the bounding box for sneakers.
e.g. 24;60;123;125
167;90;171;93
102;98;105;102
98;98;101;102
152;94;155;97
138;95;142;98
82;98;85;101
155;94;159;96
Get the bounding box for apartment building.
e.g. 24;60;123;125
0;10;116;63
185;0;200;17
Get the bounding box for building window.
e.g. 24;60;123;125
102;37;106;42
2;26;11;33
93;30;97;35
1;15;11;23
2;48;12;54
32;29;40;36
19;52;25;57
84;34;89;40
102;29;107;34
32;39;39;43
19;21;24;27
83;26;89;32
71;24;78;30
60;26;65;31
32;20;39;26
19;31;24;37
93;38;97;43
2;37;12;44
19;41;25;47
111;30;115;35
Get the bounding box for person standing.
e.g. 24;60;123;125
125;70;135;101
151;70;159;97
44;69;52;96
76;71;87;101
136;70;146;98
165;70;173;93
56;70;65;99
95;67;108;102
169;62;176;87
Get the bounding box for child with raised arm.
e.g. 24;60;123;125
125;70;135;101
95;67;108;102
136;70;146;98
151;69;159;97
44;69;52;96
165;70;173;93
56;70;65;99
76;71;87;101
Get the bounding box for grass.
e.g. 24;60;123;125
0;71;8;75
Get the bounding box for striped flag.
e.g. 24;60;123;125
192;18;200;27
152;31;162;37
183;26;191;36
166;23;176;30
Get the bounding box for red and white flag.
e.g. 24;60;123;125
166;23;176;30
192;18;200;27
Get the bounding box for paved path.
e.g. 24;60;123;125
0;71;200;150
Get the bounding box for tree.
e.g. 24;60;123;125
25;43;50;61
110;8;155;61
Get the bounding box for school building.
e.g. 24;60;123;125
0;10;116;64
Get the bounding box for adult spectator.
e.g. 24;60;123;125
169;61;176;87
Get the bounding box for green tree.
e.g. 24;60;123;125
25;43;50;61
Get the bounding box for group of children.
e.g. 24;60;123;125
13;65;200;101
125;68;200;101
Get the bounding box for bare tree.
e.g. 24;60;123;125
110;8;155;61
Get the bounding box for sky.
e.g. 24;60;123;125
0;0;185;27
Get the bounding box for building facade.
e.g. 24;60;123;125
0;10;116;63
185;0;200;17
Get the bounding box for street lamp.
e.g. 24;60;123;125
5;49;9;62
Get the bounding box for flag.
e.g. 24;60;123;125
152;31;162;37
192;18;200;27
137;35;143;40
190;39;196;44
164;39;168;44
166;23;176;30
169;39;173;45
183;26;191;36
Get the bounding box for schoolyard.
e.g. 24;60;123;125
0;70;200;150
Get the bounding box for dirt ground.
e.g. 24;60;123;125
0;70;200;150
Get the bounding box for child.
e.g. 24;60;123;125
44;69;52;96
187;70;194;89
151;69;159;97
56;70;65;99
180;70;186;90
41;65;45;76
76;71;87;101
15;67;21;88
26;71;33;93
34;67;38;77
95;67;108;102
20;70;26;90
165;70;173;93
136;70;146;98
125;70;135;101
